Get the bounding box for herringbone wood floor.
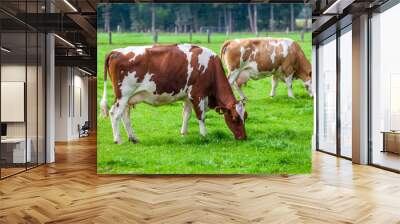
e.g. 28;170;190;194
1;135;400;224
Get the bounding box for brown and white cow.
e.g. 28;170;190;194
220;38;312;99
101;44;247;143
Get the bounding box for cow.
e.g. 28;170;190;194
220;38;312;99
101;44;247;144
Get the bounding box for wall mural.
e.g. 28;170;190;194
97;3;313;174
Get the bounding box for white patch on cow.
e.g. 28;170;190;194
199;97;208;120
268;39;294;62
270;47;276;64
239;47;246;65
280;39;293;58
199;120;207;136
270;75;279;97
120;71;140;96
234;39;240;43
109;104;120;143
115;46;150;62
122;107;137;142
268;41;282;64
181;99;192;135
109;96;130;144
187;85;193;100
177;44;193;82
285;73;294;98
121;72;189;106
197;47;215;72
251;48;258;60
235;102;245;121
177;44;192;55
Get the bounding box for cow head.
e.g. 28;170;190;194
216;101;247;140
301;71;313;97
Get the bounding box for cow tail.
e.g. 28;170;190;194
101;53;111;117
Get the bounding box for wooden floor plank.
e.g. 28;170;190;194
0;135;400;223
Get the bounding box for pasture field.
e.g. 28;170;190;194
97;32;313;174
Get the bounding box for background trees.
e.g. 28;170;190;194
98;3;311;33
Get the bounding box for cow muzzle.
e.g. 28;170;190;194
235;134;247;140
304;80;313;97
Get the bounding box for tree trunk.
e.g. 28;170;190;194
104;4;110;32
290;4;295;32
253;4;258;36
151;4;156;34
269;4;274;32
228;7;233;34
176;14;181;33
193;11;198;33
248;5;254;33
224;7;228;35
218;12;222;32
301;4;309;42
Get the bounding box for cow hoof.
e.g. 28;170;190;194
180;132;187;136
129;137;139;144
114;141;122;144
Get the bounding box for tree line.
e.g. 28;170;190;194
98;3;311;34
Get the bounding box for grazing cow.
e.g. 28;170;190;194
101;44;247;143
220;38;312;99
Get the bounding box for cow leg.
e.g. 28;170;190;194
228;69;240;85
109;104;122;144
270;75;279;97
180;99;192;135
234;82;247;101
191;97;208;137
109;99;128;144
285;74;294;98
122;106;138;143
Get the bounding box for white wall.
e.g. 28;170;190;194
54;67;89;141
55;67;69;141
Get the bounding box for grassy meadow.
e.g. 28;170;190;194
97;32;313;174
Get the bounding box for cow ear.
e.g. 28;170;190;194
215;106;227;115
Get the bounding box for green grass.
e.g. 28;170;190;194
97;32;313;174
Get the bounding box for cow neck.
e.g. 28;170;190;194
296;50;311;82
213;58;237;109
